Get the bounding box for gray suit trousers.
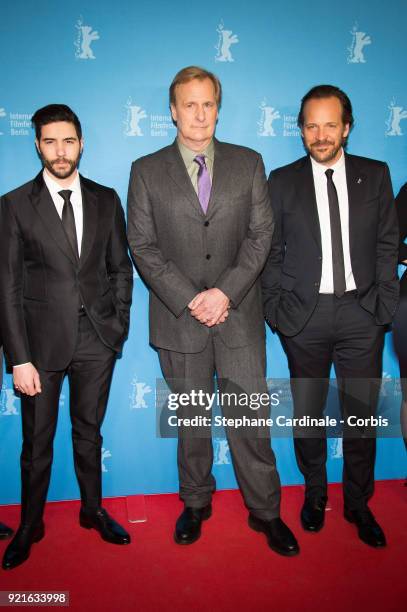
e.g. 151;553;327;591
158;329;281;520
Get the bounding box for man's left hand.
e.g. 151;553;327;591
188;289;230;327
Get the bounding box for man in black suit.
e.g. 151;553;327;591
262;85;399;547
0;343;14;541
0;104;133;570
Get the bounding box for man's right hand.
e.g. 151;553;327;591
188;289;230;327
13;363;42;396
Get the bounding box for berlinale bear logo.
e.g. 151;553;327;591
75;17;100;60
386;100;407;136
347;23;371;64
0;384;19;416
0;107;6;136
258;100;281;137
215;20;239;62
124;99;148;137
130;377;152;409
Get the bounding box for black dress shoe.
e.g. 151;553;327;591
344;508;386;547
174;504;212;545
2;522;45;570
301;498;327;532
248;515;300;556
0;523;14;540
79;508;130;545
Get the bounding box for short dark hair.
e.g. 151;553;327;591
31;104;82;140
169;66;222;108
297;85;354;131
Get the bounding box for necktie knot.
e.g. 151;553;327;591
325;168;334;181
194;155;206;170
58;189;73;203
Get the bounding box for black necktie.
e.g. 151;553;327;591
59;190;79;260
325;169;346;297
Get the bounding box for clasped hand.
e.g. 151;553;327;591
188;288;230;327
13;363;42;396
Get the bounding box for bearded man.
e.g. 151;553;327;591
0;104;133;569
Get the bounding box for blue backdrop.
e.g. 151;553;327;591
1;0;406;504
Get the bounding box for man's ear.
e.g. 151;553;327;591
170;104;177;124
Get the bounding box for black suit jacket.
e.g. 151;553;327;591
395;183;407;298
262;154;399;337
0;172;133;369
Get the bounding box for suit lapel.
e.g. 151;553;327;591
296;157;322;250
166;142;204;216
345;153;367;260
30;172;78;266
79;176;98;269
205;139;232;218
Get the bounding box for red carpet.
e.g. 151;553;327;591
0;481;405;611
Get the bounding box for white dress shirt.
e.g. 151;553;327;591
310;149;356;294
43;169;83;256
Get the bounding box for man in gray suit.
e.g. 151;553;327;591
127;66;298;556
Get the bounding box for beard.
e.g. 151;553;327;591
40;152;81;180
307;139;343;164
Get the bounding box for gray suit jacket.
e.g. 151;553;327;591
127;138;274;353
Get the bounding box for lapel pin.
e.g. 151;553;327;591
357;177;362;184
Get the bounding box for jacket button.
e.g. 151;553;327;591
206;254;211;260
314;281;319;287
318;256;322;261
204;221;209;227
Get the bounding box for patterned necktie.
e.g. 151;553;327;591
194;155;211;214
59;190;79;260
325;169;346;297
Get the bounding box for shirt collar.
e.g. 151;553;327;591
43;169;81;198
310;148;345;177
177;139;215;166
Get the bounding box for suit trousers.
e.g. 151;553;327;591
393;280;407;446
279;291;385;511
158;328;281;520
20;313;116;527
393;280;407;397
